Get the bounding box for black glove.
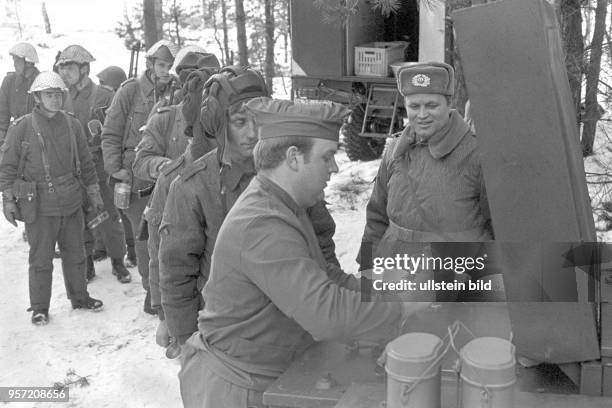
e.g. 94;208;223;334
2;191;18;227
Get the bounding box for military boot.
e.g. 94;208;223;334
28;307;49;326
144;290;157;315
86;255;96;282
71;296;103;312
111;258;132;283
125;245;137;268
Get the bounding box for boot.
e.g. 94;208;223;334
28;307;49;326
111;258;132;283
165;338;182;359
92;249;108;262
86;255;96;282
125;245;137;268
72;296;103;311
144;290;157;315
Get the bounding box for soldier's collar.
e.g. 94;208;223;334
393;110;471;160
256;174;300;215
220;157;255;192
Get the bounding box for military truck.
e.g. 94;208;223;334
289;0;447;161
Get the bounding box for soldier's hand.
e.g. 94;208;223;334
86;185;105;213
111;169;131;182
3;199;18;227
156;319;171;347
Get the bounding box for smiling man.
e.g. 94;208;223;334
176;98;427;408
359;62;492;273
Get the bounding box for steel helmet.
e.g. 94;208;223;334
97;66;127;91
28;71;68;93
55;45;95;66
145;40;178;63
9;42;39;64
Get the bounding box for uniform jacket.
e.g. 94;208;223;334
159;151;339;343
0;108;97;216
185;175;402;394
133;104;189;182
0;68;39;134
146;144;195;316
361;110;492;264
101;71;161;191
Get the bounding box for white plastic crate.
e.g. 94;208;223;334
354;41;407;77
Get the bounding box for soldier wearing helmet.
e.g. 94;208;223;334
0;42;40;146
101;39;178;314
56;45;132;284
96;66;127;92
0;71;104;325
158;66;339;351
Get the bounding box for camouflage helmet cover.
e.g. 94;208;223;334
29;71;68;93
145;40;179;63
9;42;39;64
55;44;95;66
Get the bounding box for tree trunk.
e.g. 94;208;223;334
559;0;584;126
207;1;226;65
235;0;249;66
143;0;159;48
221;0;231;65
154;0;164;42
264;0;275;93
41;1;51;34
173;0;181;47
581;0;608;156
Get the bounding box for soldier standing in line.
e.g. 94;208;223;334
0;71;104;325
158;67;339;348
56;45;131;284
140;68;217;358
0;43;40;147
94;66;137;268
101;40;178;314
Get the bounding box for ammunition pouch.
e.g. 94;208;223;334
13;180;38;224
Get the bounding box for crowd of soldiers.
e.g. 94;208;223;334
0;39;491;407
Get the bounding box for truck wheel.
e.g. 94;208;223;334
344;104;386;162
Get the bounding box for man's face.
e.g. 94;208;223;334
37;90;64;112
58;63;82;87
297;139;339;207
226;107;257;160
405;93;451;140
12;56;25;75
152;59;173;84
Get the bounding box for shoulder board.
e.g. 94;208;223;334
9;115;27;128
181;157;208;181
156;106;172;114
64;111;78;118
161;155;185;176
99;84;114;93
119;77;136;88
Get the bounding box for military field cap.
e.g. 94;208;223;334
397;61;455;97
246;97;349;142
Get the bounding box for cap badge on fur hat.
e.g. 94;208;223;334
412;74;430;87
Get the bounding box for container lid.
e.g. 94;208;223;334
460;337;516;387
386;332;443;379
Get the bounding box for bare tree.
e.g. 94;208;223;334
221;0;231;65
143;0;160;47
264;0;275;92
581;0;608;156
41;1;51;34
559;0;584;125
235;0;249;65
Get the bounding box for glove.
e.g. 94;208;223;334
153;158;172;179
155;319;171;347
111;169;131;182
86;184;105;213
2;192;18;227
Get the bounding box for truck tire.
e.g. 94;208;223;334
344;105;386;162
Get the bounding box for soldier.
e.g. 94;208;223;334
101;39;178;314
133;53;219;182
96;65;137;267
177;98;428;407
0;71;104;325
0;43;40;147
158;67;339;348
56;45;131;284
144;68;217;357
